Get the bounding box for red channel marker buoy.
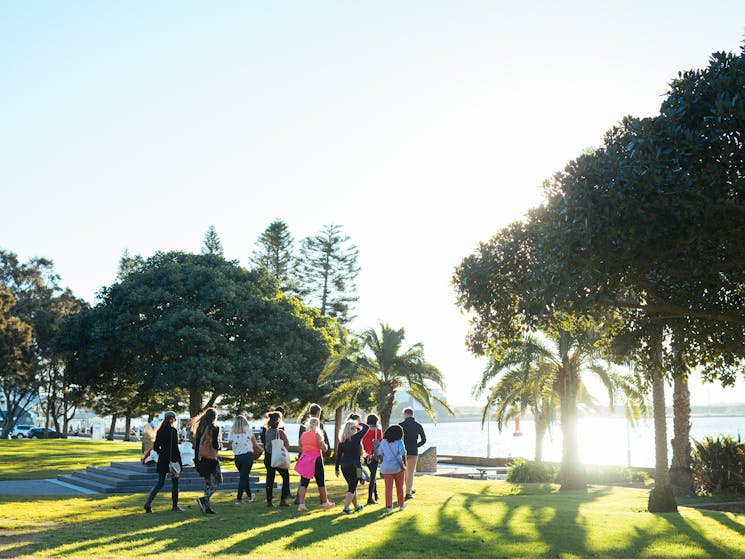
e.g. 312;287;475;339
513;415;524;437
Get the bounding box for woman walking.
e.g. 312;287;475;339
143;411;182;513
192;407;222;514
335;418;369;514
361;413;383;505
296;416;335;512
263;411;291;507
230;415;259;504
376;424;407;512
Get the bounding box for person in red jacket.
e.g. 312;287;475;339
361;413;383;504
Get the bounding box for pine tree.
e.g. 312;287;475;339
201;225;224;256
250;219;297;293
296;224;360;324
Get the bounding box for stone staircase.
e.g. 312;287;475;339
57;461;270;494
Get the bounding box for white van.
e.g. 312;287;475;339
11;425;34;438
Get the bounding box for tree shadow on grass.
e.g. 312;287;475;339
2;491;378;558
7;484;745;559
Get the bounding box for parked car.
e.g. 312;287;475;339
11;425;35;439
28;428;64;439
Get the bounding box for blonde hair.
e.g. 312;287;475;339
340;420;357;443
306;417;320;434
232;415;249;434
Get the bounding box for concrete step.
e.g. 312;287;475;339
57;474;118;493
58;461;271;494
86;465;251;484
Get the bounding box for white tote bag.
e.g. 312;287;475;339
270;431;291;469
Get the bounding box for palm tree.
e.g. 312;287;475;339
319;323;453;430
475;328;646;489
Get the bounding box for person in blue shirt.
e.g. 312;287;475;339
376;424;407;512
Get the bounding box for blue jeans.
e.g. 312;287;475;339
234;453;255;500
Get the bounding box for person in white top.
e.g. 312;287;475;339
230;415;260;504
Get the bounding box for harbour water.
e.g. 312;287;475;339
279;416;745;468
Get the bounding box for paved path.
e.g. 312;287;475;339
0;479;96;495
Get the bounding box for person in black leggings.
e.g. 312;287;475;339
334;418;369;514
143;411;182;513
263;411;291;507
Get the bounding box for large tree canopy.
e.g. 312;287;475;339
455;47;745;375
454;46;745;510
59;251;338;418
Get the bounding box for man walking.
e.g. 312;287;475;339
399;407;426;500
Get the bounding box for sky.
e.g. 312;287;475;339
1;1;744;407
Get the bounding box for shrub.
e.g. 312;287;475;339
507;459;557;483
585;465;650;485
691;435;745;495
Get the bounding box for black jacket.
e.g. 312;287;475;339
399;416;426;456
153;424;182;474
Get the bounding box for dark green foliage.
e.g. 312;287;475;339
584;465;649;484
0;250;86;435
691;435;745;495
296;224;359;324
507;459;558;483
58;251;337;418
250;219;298;294
201;225;224;256
319;323;452;430
507;462;648;485
0;289;34;438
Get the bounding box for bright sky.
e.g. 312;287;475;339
2;2;743;407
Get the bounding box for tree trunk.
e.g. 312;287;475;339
107;415;117;441
189;386;203;418
534;414;548;463
670;375;693;494
379;391;396;431
124;415;132;441
558;330;585;491
334;406;343;448
647;333;678;512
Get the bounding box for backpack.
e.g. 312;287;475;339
198;426;218;460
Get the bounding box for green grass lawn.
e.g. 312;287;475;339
1;440;745;559
0;439;143;480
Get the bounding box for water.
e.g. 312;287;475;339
275;416;745;468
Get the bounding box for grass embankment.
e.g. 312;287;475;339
1;440;745;559
0;439;143;480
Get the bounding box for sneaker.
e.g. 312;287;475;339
366;499;377;505
279;500;290;507
267;501;275;508
411;489;416;494
400;503;407;511
235;500;243;505
405;493;414;500
321;501;335;510
355;505;364;512
247;494;256;503
385;507;393;512
297;504;309;512
342;507;351;514
196;497;206;513
206;508;217;514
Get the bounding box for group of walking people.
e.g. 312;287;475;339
142;404;427;516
